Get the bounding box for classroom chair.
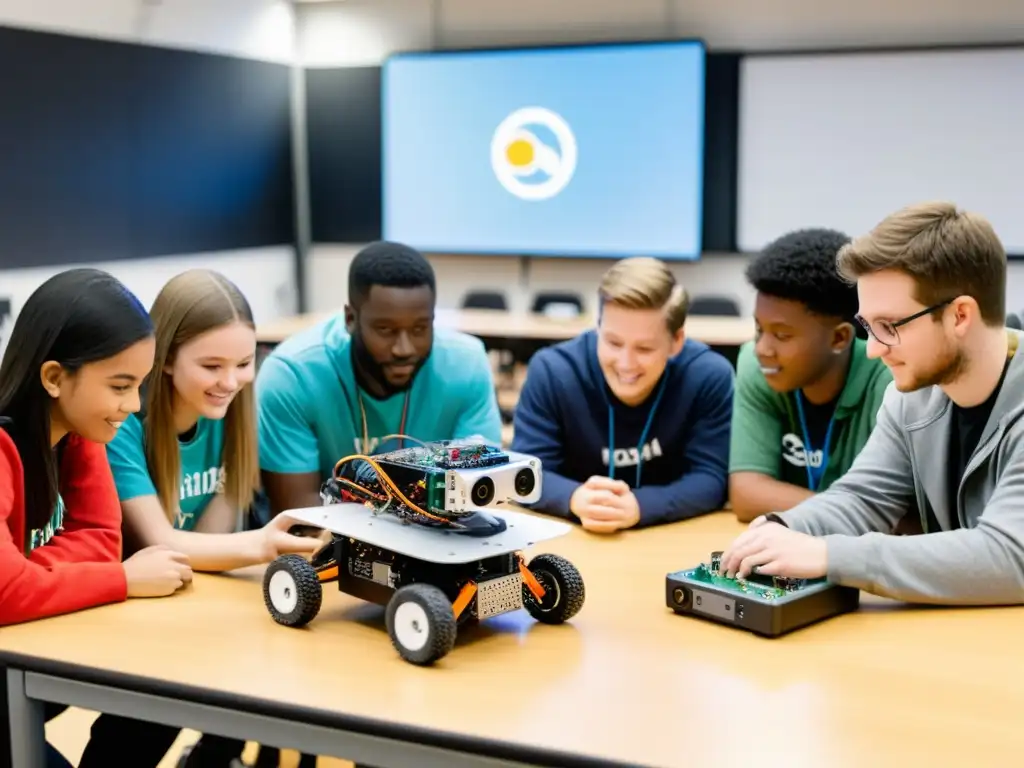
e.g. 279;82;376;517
461;289;508;310
688;294;741;316
530;291;584;317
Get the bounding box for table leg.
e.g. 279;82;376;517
6;668;45;768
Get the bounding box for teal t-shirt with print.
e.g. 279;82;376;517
106;413;226;530
256;314;503;481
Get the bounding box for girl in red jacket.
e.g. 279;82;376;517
0;269;193;768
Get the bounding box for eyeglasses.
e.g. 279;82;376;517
855;298;955;347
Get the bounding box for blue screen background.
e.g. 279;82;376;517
381;42;706;260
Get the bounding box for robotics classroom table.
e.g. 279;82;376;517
3;511;1023;768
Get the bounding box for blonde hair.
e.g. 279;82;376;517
837;201;1007;326
144;270;259;523
598;257;690;334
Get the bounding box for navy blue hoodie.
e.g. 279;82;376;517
511;330;734;527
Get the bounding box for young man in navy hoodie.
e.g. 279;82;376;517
511;257;734;532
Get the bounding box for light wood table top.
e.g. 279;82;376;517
256;308;754;348
5;511;1021;767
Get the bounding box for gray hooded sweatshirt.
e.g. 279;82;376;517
775;330;1024;605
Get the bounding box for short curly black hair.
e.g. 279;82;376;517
348;241;436;306
745;228;857;322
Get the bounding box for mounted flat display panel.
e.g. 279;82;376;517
382;41;706;260
0;25;293;269
737;47;1024;255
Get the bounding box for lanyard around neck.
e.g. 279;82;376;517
794;391;837;492
606;373;668;488
356;389;410;453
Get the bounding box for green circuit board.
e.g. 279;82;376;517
681;552;814;601
686;563;791;600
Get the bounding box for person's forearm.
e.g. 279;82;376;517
730;473;815;522
632;472;726;527
827;527;1024;605
529;471;581;519
163;528;267;573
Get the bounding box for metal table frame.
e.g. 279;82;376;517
4;656;634;768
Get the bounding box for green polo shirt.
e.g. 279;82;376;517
728;338;893;491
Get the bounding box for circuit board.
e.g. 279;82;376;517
379;439;510;470
323;439;542;535
681;551;814;603
666;551;860;636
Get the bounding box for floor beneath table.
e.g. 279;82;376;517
46;707;353;767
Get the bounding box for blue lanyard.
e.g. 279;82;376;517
606;374;668;488
794;391;836;492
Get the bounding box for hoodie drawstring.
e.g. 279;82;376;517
607;373;669;488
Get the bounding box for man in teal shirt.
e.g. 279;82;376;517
256;241;502;516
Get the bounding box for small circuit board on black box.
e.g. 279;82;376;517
665;551;860;636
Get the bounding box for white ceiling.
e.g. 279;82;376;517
291;0;1024;52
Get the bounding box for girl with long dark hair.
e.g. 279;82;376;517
0;269;193;768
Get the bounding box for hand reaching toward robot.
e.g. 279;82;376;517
259;514;325;562
570;476;640;534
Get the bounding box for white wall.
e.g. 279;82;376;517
0;0;299;343
296;0;1024;318
0;248;296;355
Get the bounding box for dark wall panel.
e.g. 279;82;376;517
701;53;740;253
304;54;739;253
306;66;382;243
0;25;294;270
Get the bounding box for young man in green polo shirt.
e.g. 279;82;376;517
729;228;893;522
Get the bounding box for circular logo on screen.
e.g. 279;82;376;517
490;107;577;201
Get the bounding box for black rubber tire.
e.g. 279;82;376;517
263;554;323;627
385;583;457;665
523;553;586;625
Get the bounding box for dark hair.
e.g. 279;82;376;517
348;241;436;306
0;268;154;541
746;228;857;323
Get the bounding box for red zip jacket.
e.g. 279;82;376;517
0;428;128;626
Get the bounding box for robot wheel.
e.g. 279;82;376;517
263;554;323;628
385;583;457;666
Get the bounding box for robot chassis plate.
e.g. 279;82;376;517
262;503;586;665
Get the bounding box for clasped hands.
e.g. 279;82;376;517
719;515;828;580
569;476;640;534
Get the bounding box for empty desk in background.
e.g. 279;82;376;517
257;308;753;353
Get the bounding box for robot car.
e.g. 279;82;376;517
261;439;586;665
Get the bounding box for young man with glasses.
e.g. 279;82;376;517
721;201;1024;605
728;228;893;522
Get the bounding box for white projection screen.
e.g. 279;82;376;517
737;47;1024;254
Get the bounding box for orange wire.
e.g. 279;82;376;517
332;453;458;526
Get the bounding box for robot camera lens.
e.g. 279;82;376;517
471;476;495;506
514;468;536;496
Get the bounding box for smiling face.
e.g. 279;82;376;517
597;303;683;406
346;284;435;389
753;293;850;394
856;269;964;392
46;336;156;444
166;320;257;426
